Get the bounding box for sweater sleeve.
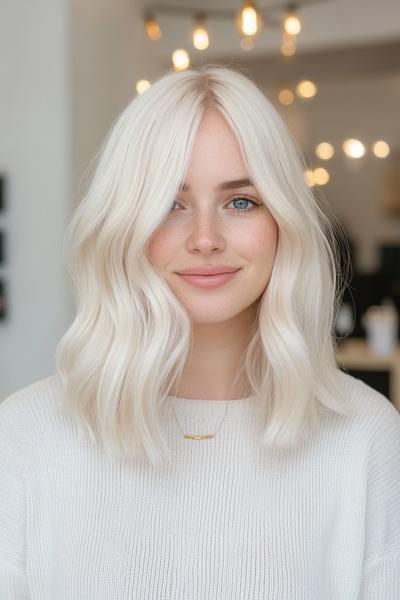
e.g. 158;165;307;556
0;399;28;599
358;398;400;599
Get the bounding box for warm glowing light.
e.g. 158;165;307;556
304;170;316;187
172;49;190;71
372;140;390;158
236;2;263;37
145;16;162;41
343;139;365;158
136;80;151;95
193;25;209;50
315;142;334;160
281;36;296;56
278;88;294;105
284;12;301;35
296;80;317;98
242;5;257;36
313;167;330;185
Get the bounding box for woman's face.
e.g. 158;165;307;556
147;106;278;324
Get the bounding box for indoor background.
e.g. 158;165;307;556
0;0;399;405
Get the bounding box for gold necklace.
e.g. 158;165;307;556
170;399;229;440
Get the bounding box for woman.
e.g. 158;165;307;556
1;64;399;599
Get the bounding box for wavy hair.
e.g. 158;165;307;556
55;63;354;466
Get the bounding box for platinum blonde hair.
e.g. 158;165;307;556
55;63;354;466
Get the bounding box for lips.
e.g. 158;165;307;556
176;266;240;276
177;270;240;289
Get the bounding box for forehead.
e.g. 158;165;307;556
181;108;250;190
192;108;239;155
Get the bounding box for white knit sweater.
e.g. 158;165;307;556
1;370;400;599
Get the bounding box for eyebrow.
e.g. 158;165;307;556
179;177;255;193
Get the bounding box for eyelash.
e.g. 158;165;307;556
172;195;262;215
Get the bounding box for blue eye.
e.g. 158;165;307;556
229;196;260;214
171;195;262;215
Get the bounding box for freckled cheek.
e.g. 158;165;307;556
147;227;180;267
240;221;278;261
148;219;278;265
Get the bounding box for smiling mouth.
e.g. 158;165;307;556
176;270;240;289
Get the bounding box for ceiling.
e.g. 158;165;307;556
138;0;400;64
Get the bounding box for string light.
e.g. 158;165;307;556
296;80;317;98
284;7;301;35
143;1;307;58
343;139;365;158
313;167;330;185
192;13;209;50
281;31;296;56
278;88;294;105
136;80;151;95
305;168;330;186
304;170;316;187
372;140;390;158
235;1;263;37
315;142;334;160
144;14;161;41
172;49;190;71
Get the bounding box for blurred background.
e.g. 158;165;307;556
0;0;399;405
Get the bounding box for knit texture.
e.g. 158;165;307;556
1;370;400;599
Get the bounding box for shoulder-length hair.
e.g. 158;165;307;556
55;63;354;466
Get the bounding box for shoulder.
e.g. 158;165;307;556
0;373;63;423
337;368;400;423
0;374;64;467
335;369;400;452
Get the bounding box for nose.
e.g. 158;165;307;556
186;211;226;253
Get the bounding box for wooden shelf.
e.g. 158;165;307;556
335;338;400;411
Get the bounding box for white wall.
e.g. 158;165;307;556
0;0;71;400
71;0;162;204
0;0;162;399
